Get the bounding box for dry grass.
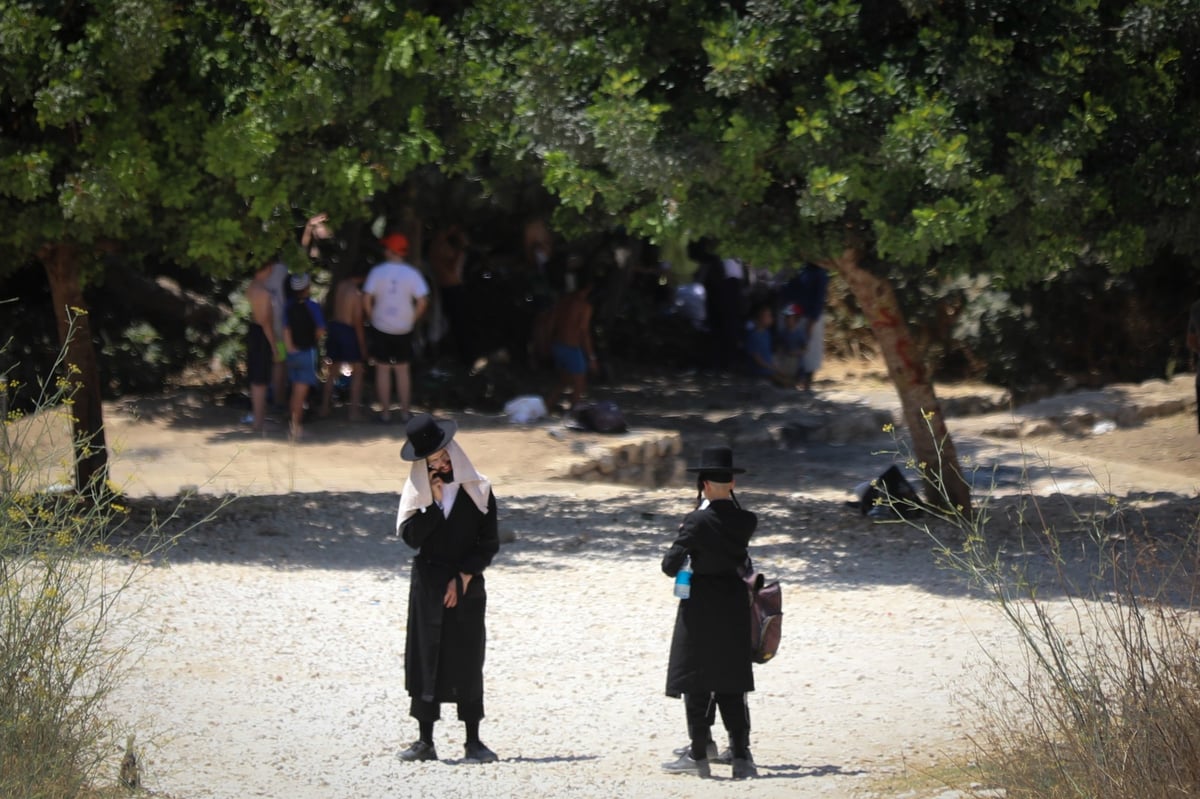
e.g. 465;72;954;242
1;325;219;797
884;426;1200;799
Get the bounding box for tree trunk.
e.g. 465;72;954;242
40;243;109;494
828;249;972;514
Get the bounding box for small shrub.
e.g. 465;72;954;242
879;424;1200;799
0;320;214;797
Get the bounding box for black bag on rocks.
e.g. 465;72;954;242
567;401;628;434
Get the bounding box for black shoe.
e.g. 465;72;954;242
661;752;711;778
671;740;719;760
463;740;498;763
398;740;437;762
731;754;758;779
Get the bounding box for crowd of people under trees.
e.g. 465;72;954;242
241;213;833;437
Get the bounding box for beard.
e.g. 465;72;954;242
431;466;455;484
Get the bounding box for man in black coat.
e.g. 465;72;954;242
395;414;500;763
661;446;758;779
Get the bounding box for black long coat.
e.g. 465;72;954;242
400;490;499;704
662;498;756;697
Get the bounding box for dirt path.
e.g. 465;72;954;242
95;364;1198;798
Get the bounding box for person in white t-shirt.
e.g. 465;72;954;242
363;233;429;423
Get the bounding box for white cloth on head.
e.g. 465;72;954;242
395;440;492;534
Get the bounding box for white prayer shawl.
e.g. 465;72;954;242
395;440;492;534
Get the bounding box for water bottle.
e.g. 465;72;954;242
673;557;692;600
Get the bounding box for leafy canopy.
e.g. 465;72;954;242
0;1;447;279
456;0;1200;284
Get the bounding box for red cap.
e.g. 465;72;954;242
380;232;409;256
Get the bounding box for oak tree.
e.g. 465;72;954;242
454;0;1200;512
0;1;444;489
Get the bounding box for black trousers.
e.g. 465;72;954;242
410;696;484;724
685;692;750;758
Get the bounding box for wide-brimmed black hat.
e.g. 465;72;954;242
400;414;458;461
685;446;745;479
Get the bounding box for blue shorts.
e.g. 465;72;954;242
286;349;319;387
552;342;587;376
326;321;363;363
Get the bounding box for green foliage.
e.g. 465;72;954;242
457;0;1200;290
0;1;448;280
6;1;1200;406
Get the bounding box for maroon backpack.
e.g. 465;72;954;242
744;571;782;664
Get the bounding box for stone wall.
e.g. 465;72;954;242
565;431;685;486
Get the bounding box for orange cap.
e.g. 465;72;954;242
380;232;409;256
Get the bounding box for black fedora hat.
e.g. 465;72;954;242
685;446;746;477
400;414;458;461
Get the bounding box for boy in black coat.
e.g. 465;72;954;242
661;446;758;779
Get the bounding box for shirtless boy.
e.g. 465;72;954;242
320;269;369;420
545;272;597;411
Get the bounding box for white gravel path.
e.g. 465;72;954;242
106;482;1030;799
